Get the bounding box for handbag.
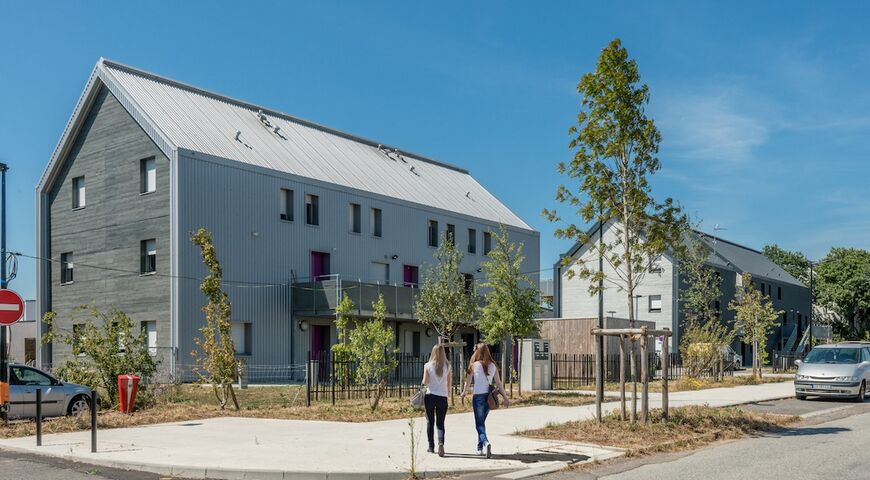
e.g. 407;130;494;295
487;376;500;410
410;384;426;410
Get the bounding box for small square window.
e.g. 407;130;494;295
280;188;294;221
72;176;86;209
648;295;662;312
141;239;157;274
60;252;74;284
140;157;156;193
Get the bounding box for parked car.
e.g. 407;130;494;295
794;342;870;401
7;364;92;419
723;345;743;370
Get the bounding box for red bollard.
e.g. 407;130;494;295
117;374;140;414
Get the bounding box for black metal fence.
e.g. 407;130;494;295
772;350;805;372
551;352;733;390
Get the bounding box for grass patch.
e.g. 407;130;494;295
0;385;600;438
592;374;788;393
521;405;799;456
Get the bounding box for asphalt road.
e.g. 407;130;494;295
0;450;190;480
557;403;870;480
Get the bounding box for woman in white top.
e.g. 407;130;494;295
422;344;451;457
460;343;509;458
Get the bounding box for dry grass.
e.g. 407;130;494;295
522;405;799;456
597;374;789;393
0;385;600;438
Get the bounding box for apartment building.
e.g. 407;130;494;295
36;59;540;377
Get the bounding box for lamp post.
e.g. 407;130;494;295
808;261;815;349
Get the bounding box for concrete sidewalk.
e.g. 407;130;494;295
0;381;795;480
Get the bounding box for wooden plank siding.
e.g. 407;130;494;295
539;317;656;356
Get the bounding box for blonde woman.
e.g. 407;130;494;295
460;343;509;458
422;344;452;457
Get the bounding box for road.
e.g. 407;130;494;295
552;400;870;480
0;449;189;480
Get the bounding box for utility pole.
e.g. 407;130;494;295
808;262;814;349
595;217;604;422
0;162;8;389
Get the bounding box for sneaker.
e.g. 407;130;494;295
426;446;435;454
438;444;445;457
476;448;483;456
484;442;492;459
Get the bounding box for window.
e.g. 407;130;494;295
10;366;54;387
403;265;419;287
349;203;361;233
141;321;157;356
446;224;455;244
777;286;782;300
649;259;663;274
428;220;438;247
714;300;721;315
140;157;156;193
72;176;86;209
305;193;319;226
60;252;74;284
141;239;157;274
371;208;382;237
648;295;662;312
279;188;293;221
483;231;492;255
863;348;870;363
760;283;765;295
231;322;252;355
463;273;475;293
24;338;36;364
468;228;477;254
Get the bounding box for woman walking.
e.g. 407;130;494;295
460;343;510;458
422;344;451;457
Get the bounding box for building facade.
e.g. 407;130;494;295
554;221;811;359
37;59;540;378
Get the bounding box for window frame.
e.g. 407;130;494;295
371;207;383;238
427;220;439;248
349;203;362;234
231;322;253;356
483;231;492;255
141;321;158;356
279;188;294;222
648;294;663;312
467;228;477;254
140;157;157;194
305;193;319;226
60;252;74;284
72;176;86;209
140;238;157;275
446;224;455;244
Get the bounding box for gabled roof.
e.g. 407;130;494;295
38;59;532;231
557;222;806;288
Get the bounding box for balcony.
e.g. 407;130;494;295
292;275;420;320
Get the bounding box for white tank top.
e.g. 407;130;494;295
425;361;450;397
471;361;496;395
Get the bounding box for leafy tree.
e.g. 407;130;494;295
543;38;686;327
415;233;477;342
190;228;239;411
478;225;541;389
815;248;870;337
729;273;782;379
762;244;811;285
680;232;733;379
349;294;398;411
331;293;356;386
41;306;157;407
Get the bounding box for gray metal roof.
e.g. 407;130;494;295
91;59;531;230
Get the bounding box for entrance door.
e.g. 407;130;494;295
403;265;419;287
310;251;330;280
370;262;390;283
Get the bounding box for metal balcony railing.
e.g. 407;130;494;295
291;275;421;319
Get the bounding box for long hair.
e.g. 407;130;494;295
429;344;448;377
467;343;495;375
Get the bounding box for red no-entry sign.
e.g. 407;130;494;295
0;290;24;326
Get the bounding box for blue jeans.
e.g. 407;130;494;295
472;394;490;449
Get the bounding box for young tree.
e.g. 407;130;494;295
190;228;240;411
762;244;811;286
543;38;686;328
815;248;870;337
729;272;782;379
680;233;733;379
478;225;541;392
415;233;477;342
349;294;398;411
331;293;356;387
42;306;157;407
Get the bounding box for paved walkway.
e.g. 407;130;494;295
0;382;795;480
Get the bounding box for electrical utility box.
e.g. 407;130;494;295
520;338;552;391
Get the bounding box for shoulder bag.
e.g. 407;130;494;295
410;384;426;410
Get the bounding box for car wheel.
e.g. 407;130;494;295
796;394;807;400
67;395;91;416
855;382;866;403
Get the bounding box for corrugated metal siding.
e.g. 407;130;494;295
101;61;531;230
176;153;540;368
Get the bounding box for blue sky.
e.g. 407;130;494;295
2;2;870;300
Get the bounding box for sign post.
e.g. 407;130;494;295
0;289;24;415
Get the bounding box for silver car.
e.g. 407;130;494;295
795;342;870;401
8;364;93;419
